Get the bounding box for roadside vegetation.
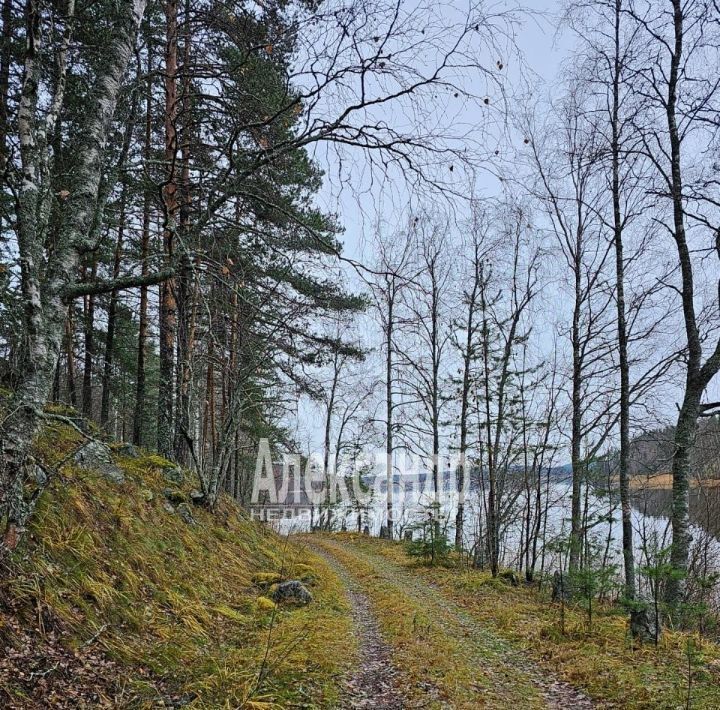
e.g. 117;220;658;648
309;534;720;710
0;420;355;708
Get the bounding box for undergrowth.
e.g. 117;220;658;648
0;421;354;708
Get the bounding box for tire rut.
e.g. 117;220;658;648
310;544;408;709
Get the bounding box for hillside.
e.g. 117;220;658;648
0;420;354;708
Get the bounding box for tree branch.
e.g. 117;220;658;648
63;268;174;300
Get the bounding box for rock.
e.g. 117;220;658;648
551;570;571;602
176;503;196;525
34;465;48;486
189;489;206;506
114;442;139;458
73;440;125;483
163;488;186;505
161;692;194;708
499;570;520;587
270;580;313;605
630;606;661;644
163;465;184;484
163;501;176;514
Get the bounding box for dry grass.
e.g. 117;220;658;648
2;422;355;708
348;535;720;710
306;535;546;709
628;472;720;490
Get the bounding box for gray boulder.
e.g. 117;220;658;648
270;580;313;605
163;465;184;485
176;503;196;525
73;440;125;483
114;442;139;458
189;489;206;506
630;606;661;644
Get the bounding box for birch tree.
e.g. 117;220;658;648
1;0;153;549
626;0;720;606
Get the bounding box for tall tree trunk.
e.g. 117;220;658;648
611;0;635;602
157;0;179;458
1;0;147;549
81;258;98;418
0;0;13;173
480;265;498;576
430;270;441;540
65;309;77;407
661;0;720;605
385;296;394;539
569;243;583;574
455;275;476;549
173;0;193;464
133;36;153;447
100;186;128;428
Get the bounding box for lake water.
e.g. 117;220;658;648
274;472;720;598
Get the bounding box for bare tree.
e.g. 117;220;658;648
368;228;415;539
474;207;538;576
450;206;492;549
626;0;720;605
395;218;454;526
524;92;618;574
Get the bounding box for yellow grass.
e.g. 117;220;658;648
628;472;720;490
3;422;356;708
347;535;720;710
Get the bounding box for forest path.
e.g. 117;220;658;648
303;534;595;710
310;544;408;709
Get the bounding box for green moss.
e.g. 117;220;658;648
4;420;355;708
251;571;283;588
255;596;277;613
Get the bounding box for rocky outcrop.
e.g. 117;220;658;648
73;440;125;484
630;606;661;644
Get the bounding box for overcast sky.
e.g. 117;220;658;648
290;0;719;457
313;0;573;265
289;0;576;452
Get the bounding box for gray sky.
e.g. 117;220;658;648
310;0;573;264
291;0;719;456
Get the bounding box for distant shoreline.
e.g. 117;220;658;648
629;473;720;491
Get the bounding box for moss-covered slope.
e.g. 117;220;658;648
0;421;353;708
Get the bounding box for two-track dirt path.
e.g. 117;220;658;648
310;544;406;709
304;535;594;710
